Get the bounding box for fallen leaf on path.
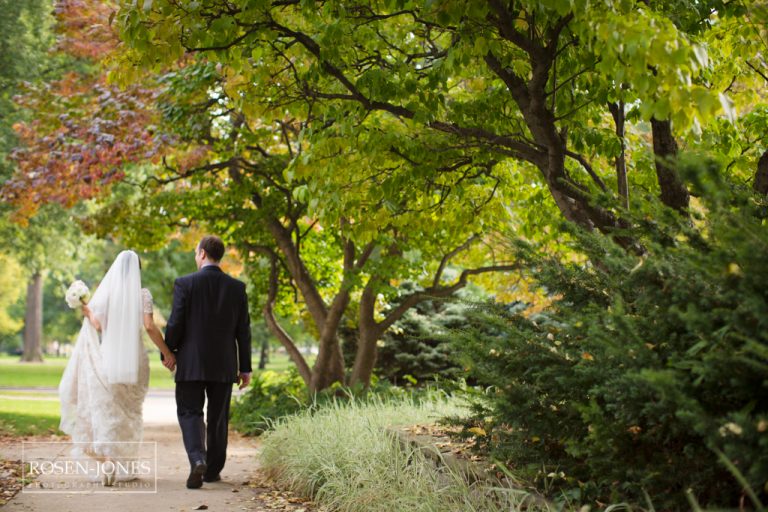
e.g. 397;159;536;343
0;458;32;504
249;469;316;510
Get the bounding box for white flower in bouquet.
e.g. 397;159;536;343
65;280;91;309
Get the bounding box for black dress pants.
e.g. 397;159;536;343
175;381;233;477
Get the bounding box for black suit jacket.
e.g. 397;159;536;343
165;266;252;382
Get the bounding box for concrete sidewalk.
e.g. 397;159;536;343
0;392;267;512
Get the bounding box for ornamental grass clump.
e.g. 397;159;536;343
259;396;551;512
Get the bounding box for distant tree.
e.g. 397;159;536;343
0;0;52;178
2;206;98;361
0;1;89;361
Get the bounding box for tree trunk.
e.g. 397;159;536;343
349;261;520;388
258;337;269;370
309;238;358;392
754;149;768;195
350;328;378;388
310;292;349;392
21;272;43;362
328;341;345;386
495;58;619;233
310;336;345;392
546;180;596;229
350;281;381;388
262;251;313;386
650;117;689;212
252;206;363;393
609;101;629;209
265;216;329;332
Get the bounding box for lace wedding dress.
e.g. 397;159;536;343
58;251;153;477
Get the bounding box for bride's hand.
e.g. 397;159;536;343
162;351;176;371
81;305;101;331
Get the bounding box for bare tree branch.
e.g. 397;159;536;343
377;263;518;334
255;246;313;386
564;150;608;192
433;235;479;288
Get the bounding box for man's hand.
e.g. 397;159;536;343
162;352;176;371
237;372;252;390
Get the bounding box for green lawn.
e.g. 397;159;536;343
258;352;311;373
0;397;61;436
0;354;176;389
0;351;301;389
0;351;303;437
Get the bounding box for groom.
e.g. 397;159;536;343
165;235;252;489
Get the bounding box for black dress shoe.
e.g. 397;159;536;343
186;461;207;489
203;474;221;483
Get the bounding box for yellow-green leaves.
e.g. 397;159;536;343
582;6;728;130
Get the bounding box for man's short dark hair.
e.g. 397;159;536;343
199;236;225;262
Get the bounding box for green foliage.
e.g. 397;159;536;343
452;160;768;508
136;239;198;313
110;0;759;234
42;273;83;347
230;370;308;435
104;0;768;396
0;0;53;178
350;284;489;386
232;363;467;436
0;254;24;340
0;204;112;355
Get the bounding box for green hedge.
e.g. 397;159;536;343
453;162;768;509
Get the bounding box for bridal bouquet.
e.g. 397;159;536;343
65;280;90;309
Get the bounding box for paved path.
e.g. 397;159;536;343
0;391;270;512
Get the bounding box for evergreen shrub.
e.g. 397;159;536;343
452;162;768;508
375;288;482;385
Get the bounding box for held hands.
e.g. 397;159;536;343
161;351;176;372
237;372;252;390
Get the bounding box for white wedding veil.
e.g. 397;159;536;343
88;250;143;384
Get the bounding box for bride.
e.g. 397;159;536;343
58;250;176;486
